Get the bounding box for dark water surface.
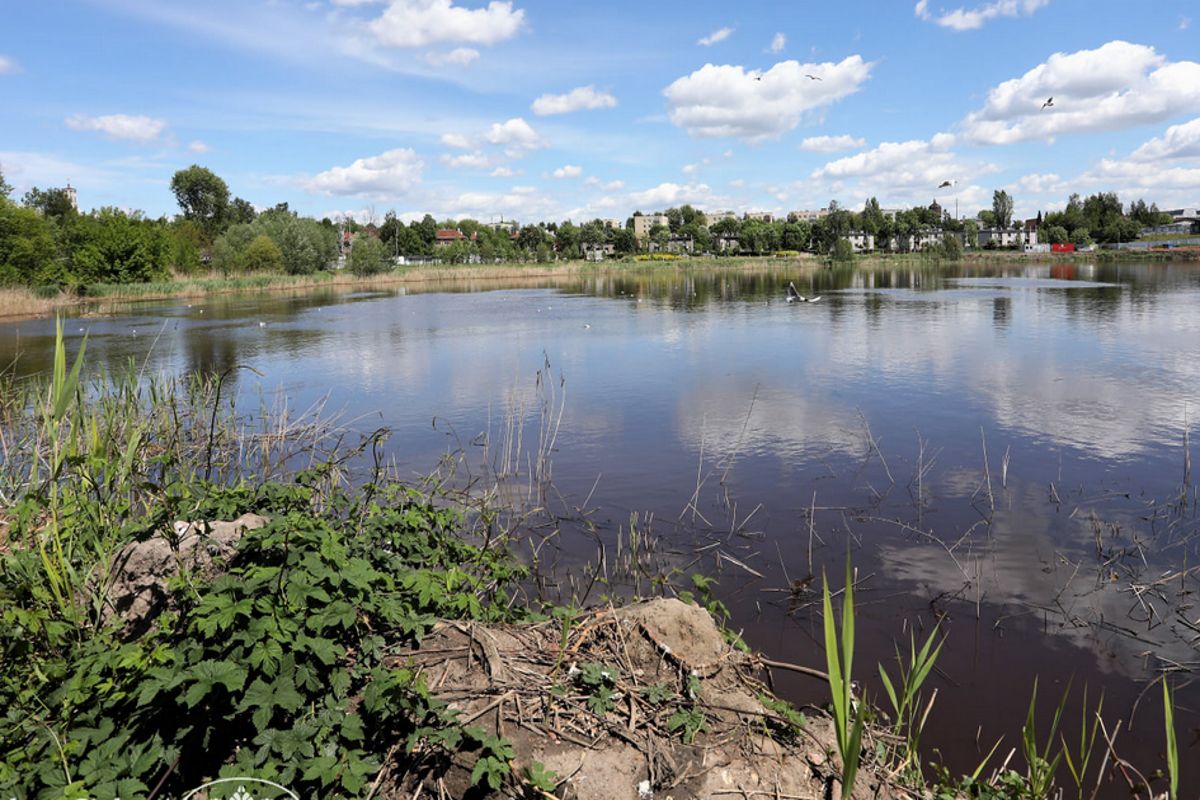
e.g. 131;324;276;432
4;260;1199;794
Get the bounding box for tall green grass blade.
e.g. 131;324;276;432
1163;678;1178;800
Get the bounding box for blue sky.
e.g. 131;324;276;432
1;0;1198;224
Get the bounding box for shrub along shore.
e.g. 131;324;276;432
4;248;1196;322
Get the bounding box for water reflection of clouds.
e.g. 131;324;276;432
876;478;1198;678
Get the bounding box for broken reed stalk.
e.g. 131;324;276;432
979;427;995;514
859;412;895;485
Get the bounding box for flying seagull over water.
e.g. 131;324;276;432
1041;97;1054;109
787;282;823;303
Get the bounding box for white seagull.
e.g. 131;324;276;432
787;281;823;303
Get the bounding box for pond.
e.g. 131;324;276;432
4;259;1198;794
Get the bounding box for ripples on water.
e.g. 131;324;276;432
3;260;1198;792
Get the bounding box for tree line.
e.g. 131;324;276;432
1;162;1191;290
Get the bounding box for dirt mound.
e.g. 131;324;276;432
100;514;268;633
386;598;900;799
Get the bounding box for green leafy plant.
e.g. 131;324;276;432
1020;677;1068;799
1060;686;1103;800
522;760;560;797
466;728;516;791
758;694;807;745
878;624;943;781
667;707;706;744
1162;677;1178;800
823;559;866;800
574;661;619;715
640;682;674;706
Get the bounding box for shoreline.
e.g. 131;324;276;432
1;250;1195;322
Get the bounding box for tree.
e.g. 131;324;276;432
169;219;205;273
977;209;997;227
941;232;963;260
991;190;1014;229
0;166;13;200
0;199;61;285
170;165;230;235
1044;225;1069;244
830;238;854;262
348;234;391;275
22;187;76;220
229;197;257;225
69;208;171;284
243;234;284;273
1070;227;1092;246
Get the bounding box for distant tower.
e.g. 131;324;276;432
63;183;78;211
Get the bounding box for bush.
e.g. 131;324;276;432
0;199;62;285
68;209;171;284
243;234;284;273
941;233;962;260
349;235;391;276
830;238;854;262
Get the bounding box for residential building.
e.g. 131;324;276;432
582;242;616;261
788;208;831;222
892;229;948;252
843;231;875;252
1141;221;1195;236
1166;208;1199;223
599;218;625;230
744;211;774;223
714;235;740;253
702;210;738;226
632;213;670;243
434;228;476;247
649;235;694;254
978;226;1037;248
63;183;78;211
485;219;519;233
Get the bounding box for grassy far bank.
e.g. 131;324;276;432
3;248;1197;322
0;330;1187;799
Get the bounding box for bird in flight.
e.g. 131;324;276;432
787;282;823;303
937;180;954;189
805;74;822;81
1041;97;1054;109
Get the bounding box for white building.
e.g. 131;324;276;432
788;209;830;222
843;231;875;252
632;213;670;243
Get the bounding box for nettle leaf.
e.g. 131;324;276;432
239;675;304;732
182;659;247;708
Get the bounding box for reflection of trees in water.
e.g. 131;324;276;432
992;296;1010;329
182;329;243;380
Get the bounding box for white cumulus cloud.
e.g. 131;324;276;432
441;151;490;169
307;148;423;196
697;26;733;46
552;164;583;179
1129;117;1200;161
425;47;480;66
489;166;518;177
66;113;167;143
961;41;1200;144
629;182;713;208
799;134;866;153
484;117;544;157
440;132;473;149
915;0;1049;30
188;140;211;154
369;0;525;48
664;56;874;142
531;85;617;116
769;33;786;53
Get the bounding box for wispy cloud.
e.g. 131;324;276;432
768;33;786;53
0;55;18;75
915;0;1049;31
532;85;617;116
697;26;733;46
66;113;168;143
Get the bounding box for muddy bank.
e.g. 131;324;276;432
385;598;904;800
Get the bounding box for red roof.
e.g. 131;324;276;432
436;228;466;240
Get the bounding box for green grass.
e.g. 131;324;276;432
823;559;866;799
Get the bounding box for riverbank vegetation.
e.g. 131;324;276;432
4;163;1195;312
0;330;1188;798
